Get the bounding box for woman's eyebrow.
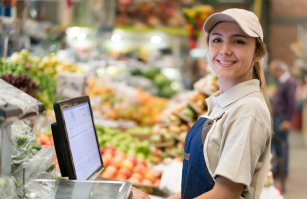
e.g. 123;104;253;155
210;33;247;39
211;33;222;37
231;34;248;38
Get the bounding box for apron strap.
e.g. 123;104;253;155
202;112;225;145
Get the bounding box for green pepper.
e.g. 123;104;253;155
31;142;42;151
46;163;56;173
16;135;29;146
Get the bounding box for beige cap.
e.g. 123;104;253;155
203;8;263;41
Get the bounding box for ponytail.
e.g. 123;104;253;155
253;38;274;134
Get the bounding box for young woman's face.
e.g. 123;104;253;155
208;22;259;80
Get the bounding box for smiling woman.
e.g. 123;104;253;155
208;22;257;91
133;8;272;199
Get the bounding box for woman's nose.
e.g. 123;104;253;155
220;43;232;56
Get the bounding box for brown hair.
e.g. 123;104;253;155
207;29;273;133
253;38;273;133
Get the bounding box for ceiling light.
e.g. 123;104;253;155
77;33;86;40
151;36;162;44
111;34;121;42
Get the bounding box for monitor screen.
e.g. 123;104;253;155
62;102;102;180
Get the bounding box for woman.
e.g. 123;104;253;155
133;8;272;199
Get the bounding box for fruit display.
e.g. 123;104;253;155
96;126;151;162
183;5;214;48
88;79;168;125
132;67;177;98
193;74;219;96
149;74;219;164
100;146;161;187
0;49;83;110
116;0;186;28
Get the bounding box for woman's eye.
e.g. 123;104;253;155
212;39;221;43
234;40;245;44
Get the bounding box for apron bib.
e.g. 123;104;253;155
181;113;224;199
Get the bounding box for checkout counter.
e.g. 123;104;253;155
0;79;133;199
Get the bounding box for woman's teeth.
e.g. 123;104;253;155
218;60;236;65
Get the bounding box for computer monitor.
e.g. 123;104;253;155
52;96;103;180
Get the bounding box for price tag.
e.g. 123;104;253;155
56;72;87;99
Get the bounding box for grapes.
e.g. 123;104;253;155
0;74;40;98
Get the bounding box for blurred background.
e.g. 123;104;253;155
0;0;306;198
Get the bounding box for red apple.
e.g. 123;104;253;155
131;173;143;181
115;173;127;180
127;155;137;166
118;167;132;179
104;149;115;156
103;152;113;159
46;139;53;146
141;179;152;185
101;171;115;179
133;164;147;175
138;160;147;167
102;153;113;166
121;159;134;170
144;170;156;183
100;146;104;154
114;150;126;158
38;134;49;144
154;178;161;186
105;145;116;152
37;137;43;145
105;166;117;176
128;177;140;184
109;156;123;168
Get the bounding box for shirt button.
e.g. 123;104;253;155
212;98;217;105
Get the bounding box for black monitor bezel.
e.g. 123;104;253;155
53;96;103;180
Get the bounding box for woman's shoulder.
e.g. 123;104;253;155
224;93;270;125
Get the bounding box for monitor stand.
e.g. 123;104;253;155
51;122;68;178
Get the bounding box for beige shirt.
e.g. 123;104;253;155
202;79;271;199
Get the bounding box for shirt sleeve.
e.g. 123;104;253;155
213;115;269;190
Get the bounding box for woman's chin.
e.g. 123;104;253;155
216;73;235;80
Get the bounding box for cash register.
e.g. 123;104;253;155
24;96;133;199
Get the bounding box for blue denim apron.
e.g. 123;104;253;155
181;115;223;199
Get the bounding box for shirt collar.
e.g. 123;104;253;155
278;72;290;84
206;79;261;109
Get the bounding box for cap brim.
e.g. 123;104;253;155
203;13;260;39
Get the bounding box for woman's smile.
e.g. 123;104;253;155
216;59;238;67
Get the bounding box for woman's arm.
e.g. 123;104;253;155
132;188;181;199
167;192;181;199
132;176;244;199
195;176;245;199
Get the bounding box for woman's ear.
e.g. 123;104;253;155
253;52;263;63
